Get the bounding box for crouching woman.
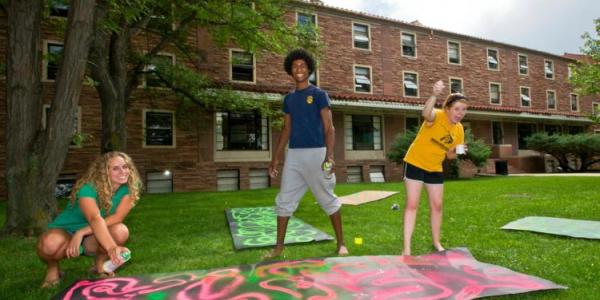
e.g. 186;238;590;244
37;151;142;288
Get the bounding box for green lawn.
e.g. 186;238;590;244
1;176;599;299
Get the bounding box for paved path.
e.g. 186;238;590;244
509;173;600;177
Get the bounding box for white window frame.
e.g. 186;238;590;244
544;59;554;80
401;31;417;58
143;109;176;148
352;21;371;51
229;48;256;84
487;47;499;70
520;86;531;108
296;10;318;27
403;71;419;98
42;40;64;82
593;102;600;117
142;52;176;88
546;90;557;110
213;111;272;162
570;93;579;112
449;76;463;94
309;68;319;86
489;82;502;105
447;40;461;65
518;53;529;76
353;64;373;94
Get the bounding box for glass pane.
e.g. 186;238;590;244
146;112;173;146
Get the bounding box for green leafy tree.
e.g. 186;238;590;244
570;18;599;102
526;132;600;172
387;128;491;171
89;0;319;152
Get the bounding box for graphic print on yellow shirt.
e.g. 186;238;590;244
404;109;464;172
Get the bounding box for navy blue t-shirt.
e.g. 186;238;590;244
283;85;331;148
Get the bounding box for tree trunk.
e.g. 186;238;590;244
89;2;131;153
4;0;96;236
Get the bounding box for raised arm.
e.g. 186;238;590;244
422;80;446;122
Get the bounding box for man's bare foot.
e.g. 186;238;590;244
401;249;411;256
433;244;445;252
263;246;284;260
337;245;349;256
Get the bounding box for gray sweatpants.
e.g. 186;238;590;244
275;147;340;217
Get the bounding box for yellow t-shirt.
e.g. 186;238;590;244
404;109;464;172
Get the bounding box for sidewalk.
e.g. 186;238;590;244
509;173;600;177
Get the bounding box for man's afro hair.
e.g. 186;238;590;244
283;49;315;75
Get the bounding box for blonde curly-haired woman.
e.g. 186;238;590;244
37;152;142;288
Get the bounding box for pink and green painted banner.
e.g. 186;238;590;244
226;207;333;250
53;248;565;299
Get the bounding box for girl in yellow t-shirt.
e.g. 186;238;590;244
402;80;468;256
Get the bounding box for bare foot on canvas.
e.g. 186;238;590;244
433;243;445;252
337;245;349;256
263;246;284;260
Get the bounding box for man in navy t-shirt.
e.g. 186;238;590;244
266;49;348;258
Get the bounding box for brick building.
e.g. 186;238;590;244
0;2;597;198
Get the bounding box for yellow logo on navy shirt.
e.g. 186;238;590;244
306;96;314;104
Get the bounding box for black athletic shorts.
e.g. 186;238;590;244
404;162;444;184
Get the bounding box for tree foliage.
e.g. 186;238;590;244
525;132;600;172
88;0;320;152
570;18;600;97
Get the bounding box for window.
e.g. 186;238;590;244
249;169;269;189
297;12;318;40
447;41;461;64
492;121;503;144
49;0;69;17
217;170;239;191
230;50;254;83
489;82;501;105
309;69;318;86
297;12;316;27
517;123;536;149
487;48;499;70
401;32;416;58
568;126;583;134
544;125;561;135
405;116;420;132
546;90;556;109
593;102;600;116
544;60;554;79
354;65;372;93
353;22;370;50
568;64;573;79
144;53;175;88
346;166;363;183
449;77;463;94
520;86;531;107
344;115;383;150
216;111;269;151
518;54;528;75
369;165;385;182
570;94;579;112
44;41;64;81
146;171;173;194
144;110;175;147
403;71;419;97
43;105;81;146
